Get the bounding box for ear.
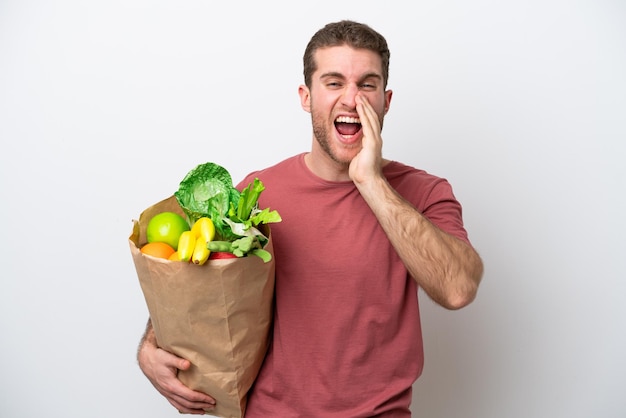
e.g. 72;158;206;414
384;89;393;114
298;85;311;113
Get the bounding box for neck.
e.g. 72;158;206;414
303;151;352;182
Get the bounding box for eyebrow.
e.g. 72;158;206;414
319;71;383;82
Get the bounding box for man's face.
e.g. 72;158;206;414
299;45;392;166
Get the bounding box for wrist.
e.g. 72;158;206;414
354;172;389;199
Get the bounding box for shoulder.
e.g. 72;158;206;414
237;154;305;189
383;160;450;191
385;161;470;242
384;161;462;213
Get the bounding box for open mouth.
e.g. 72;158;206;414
334;116;362;137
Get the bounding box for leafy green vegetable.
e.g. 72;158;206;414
236;178;264;221
227;178;282;237
174;162;281;262
207;237;272;262
174;162;239;240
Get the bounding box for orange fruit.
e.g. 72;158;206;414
141;242;176;259
146;211;190;250
168;251;181;261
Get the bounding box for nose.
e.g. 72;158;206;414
340;84;359;108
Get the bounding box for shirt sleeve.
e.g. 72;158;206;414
417;178;471;246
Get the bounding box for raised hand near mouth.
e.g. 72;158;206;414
349;93;385;186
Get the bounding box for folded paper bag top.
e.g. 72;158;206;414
129;195;275;418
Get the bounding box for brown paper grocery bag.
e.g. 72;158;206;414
129;195;274;418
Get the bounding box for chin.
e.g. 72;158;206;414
329;151;357;167
335;143;361;162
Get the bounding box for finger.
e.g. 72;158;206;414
151;353;216;412
171;398;213;415
153;349;192;380
172;400;215;415
356;94;381;134
356;102;382;159
356;97;383;161
163;385;216;415
176;358;191;371
161;374;216;406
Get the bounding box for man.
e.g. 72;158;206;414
138;20;483;417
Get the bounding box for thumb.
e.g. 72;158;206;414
156;347;191;372
176;358;191;371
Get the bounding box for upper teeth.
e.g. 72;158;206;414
335;116;360;124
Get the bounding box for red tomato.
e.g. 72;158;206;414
209;252;238;260
209;251;237;260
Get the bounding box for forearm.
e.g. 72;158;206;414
356;175;483;310
137;318;154;364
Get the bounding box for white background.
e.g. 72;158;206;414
1;1;625;417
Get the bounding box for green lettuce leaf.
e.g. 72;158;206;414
174;162;240;240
